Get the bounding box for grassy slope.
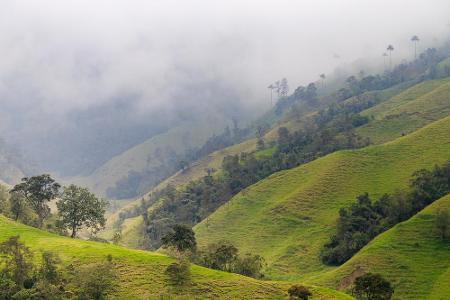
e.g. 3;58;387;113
312;195;450;300
0;216;351;300
194;116;450;281
109;81;418;247
356;77;450;143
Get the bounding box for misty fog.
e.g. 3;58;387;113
1;0;449;176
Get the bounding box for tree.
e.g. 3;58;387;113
39;251;61;285
277;127;290;147
435;209;449;240
411;35;420;59
320;74;326;88
56;184;107;238
288;284;312;300
165;258;191;286
161;224;197;254
75;258;117;300
0;236;33;288
280;78;289;96
8;192;27;221
10;175;60;227
386;45;394;69
353;273;394;300
382;52;388;70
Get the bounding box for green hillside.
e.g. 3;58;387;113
194;116;450;280
110;78;444;249
356;77;450;143
313;194;450;300
0;216;352;300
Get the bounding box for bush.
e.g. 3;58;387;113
353;273;394;300
74;258;117;300
165;259;191;286
288;284;312;300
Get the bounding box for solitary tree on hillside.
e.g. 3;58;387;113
267;84;275;106
353;273;394;300
411;35;420;59
320;74;326;88
386;45;394;69
10;175;60;228
280;78;289;96
161;224;197;255
382;52;388;70
56;184;107;238
435;209;449;240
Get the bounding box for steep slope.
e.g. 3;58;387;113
356;77;450;143
194;116;450;280
313;195;450;300
0;216;352;300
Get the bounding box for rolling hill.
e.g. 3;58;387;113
0;215;352;300
194;115;450;281
312;194;450;300
356;77;450;143
109;77;449;249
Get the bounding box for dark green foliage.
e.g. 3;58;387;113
0;236;33;287
195;241;265;279
233;253;265;279
10;175;60;228
0;237;67;300
435;209;449;240
165;259;191;286
56;184;107;238
198;241;238;272
353;273;394;300
161;224;197;253
288;284;312;300
321;160;450;265
74;258;117;300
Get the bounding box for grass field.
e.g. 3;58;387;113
356;77;450;143
109;77;448;248
0;216;352;300
312;194;450;300
194;116;450;282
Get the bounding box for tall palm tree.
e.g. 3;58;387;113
267;84;275;107
411;35;420;59
387;45;394;69
382;52;388;70
320;74;326;88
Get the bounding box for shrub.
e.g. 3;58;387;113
288;284;312;300
353;273;394;300
165;259;191;286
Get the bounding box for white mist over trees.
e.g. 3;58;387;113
0;0;449;177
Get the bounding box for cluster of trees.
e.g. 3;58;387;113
160;224;265;285
0;174;107;239
0;236;117;300
321;160;450;265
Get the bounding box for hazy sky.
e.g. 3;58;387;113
1;0;449;113
0;0;449;174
